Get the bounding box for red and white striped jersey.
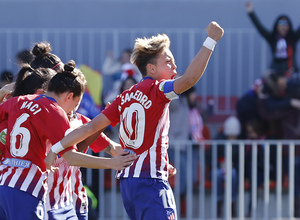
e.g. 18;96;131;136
0;94;75;201
102;77;178;180
45;112;110;213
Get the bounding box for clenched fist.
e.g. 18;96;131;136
206;21;224;42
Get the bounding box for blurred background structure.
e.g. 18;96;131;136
2;0;300;219
1;0;299;121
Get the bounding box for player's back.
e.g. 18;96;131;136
0;94;69;170
103;77;178;180
0;94;71;200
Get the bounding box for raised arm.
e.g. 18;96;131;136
173;21;224;94
245;1;271;40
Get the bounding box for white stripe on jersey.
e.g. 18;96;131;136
32;173;46;199
117;103;170;180
47;162;73;210
0;164;47;201
8;167;22;187
150;146;157;178
72;167;88;213
20;165;37;191
150;103;169;179
0;166;12;185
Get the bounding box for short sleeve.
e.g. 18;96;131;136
89;133;110;153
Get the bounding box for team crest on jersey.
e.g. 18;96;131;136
0;128;7;145
167;210;176;220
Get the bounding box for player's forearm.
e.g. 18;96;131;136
60;123;95;149
104;141;123;157
63;149;137;171
76;130;103;152
63;150;112;169
59;113;110;150
174;47;212;94
174;21;223;94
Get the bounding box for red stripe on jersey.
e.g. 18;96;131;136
27;169;42;194
3;166;16;186
15;167;31;189
0;164;47;201
49;169;59;207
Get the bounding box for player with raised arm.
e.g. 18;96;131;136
45;21;224;220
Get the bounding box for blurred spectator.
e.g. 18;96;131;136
16;49;34;66
102;48;135;79
103;62;141;105
236;78;265;139
120;75;138;93
185;87;210;142
244;119;268;217
0;70;13;88
102;48;141;100
168;91;190;217
246;1;300;75
210;115;240;218
257;69;300;139
253;69;300;217
184;87;211;186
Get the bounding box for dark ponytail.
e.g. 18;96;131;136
48;60;86;98
30;41;62;71
12;65;56;97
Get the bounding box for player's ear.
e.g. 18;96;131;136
35;88;45;95
146;63;156;75
66;92;74;100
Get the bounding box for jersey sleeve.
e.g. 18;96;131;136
0;97;13;122
101;97;120;127
0;120;7;155
78;113;91;124
89;133;110;153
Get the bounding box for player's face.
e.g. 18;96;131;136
155;48;177;80
69;95;82;114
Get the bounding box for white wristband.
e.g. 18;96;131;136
51;141;65;154
203;37;217;51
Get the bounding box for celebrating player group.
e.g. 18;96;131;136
0;21;223;220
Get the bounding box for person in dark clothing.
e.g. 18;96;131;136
212;116;240;218
246;1;300;75
236;78;264;139
255;69;300;217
